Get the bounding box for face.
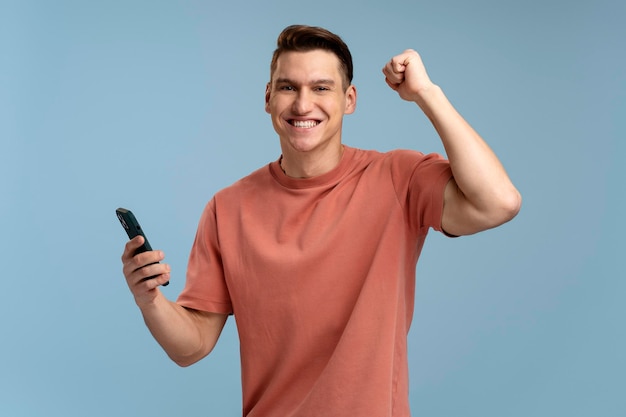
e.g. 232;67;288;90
265;50;356;156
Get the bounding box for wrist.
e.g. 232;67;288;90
135;288;166;312
413;83;442;107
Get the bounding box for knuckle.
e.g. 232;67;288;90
129;253;142;268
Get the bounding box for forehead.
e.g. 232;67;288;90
272;50;343;82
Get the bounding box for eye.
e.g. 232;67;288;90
278;85;295;91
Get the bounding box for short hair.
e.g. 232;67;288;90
269;25;353;90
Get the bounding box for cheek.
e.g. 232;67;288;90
266;96;286;115
326;101;346;117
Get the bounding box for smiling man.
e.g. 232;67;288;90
121;25;521;416
266;48;356;178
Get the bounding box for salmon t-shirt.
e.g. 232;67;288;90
178;146;452;416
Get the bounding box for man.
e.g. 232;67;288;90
122;25;521;416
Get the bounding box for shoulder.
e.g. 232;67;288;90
214;164;273;199
349;146;447;173
386;148;446;166
356;148;451;202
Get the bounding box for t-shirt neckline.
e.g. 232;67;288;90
269;146;356;189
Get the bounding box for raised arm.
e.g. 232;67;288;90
382;49;521;236
121;236;228;367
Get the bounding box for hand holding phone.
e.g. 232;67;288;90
116;207;169;286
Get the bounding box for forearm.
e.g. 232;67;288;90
382;49;520;234
416;85;521;214
138;292;225;367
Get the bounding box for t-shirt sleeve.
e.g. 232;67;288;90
390;150;453;235
177;198;233;314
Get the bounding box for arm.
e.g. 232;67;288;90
383;49;521;236
122;236;228;367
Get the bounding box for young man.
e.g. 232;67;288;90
122;25;521;416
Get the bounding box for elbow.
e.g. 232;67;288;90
167;341;216;368
170;351;208;368
167;310;226;368
172;356;196;368
494;187;522;226
168;339;218;367
174;360;197;368
473;188;522;233
443;182;522;236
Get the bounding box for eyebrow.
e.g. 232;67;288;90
274;78;336;86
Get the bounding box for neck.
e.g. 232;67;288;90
280;144;344;179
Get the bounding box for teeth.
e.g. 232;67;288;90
292;120;318;128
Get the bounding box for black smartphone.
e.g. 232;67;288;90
116;207;169;286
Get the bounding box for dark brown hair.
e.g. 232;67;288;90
269;25;353;90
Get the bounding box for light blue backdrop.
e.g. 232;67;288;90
2;0;624;416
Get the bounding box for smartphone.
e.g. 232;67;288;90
116;207;169;286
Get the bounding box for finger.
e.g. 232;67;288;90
389;49;420;74
138;262;170;281
382;65;404;85
123;250;166;279
391;58;407;73
382;60;402;76
121;236;145;263
136;268;171;290
384;77;400;91
129;273;168;304
383;56;408;84
148;272;171;288
126;262;170;288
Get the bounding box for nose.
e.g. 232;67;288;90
292;89;314;114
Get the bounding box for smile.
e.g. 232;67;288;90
289;120;320;128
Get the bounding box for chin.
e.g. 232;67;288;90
284;136;324;153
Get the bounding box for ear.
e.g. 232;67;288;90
344;84;357;115
264;83;271;114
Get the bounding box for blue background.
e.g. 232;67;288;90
2;0;624;415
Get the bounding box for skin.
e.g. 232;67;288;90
381;49;521;236
121;238;227;366
265;49;356;178
121;47;521;367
